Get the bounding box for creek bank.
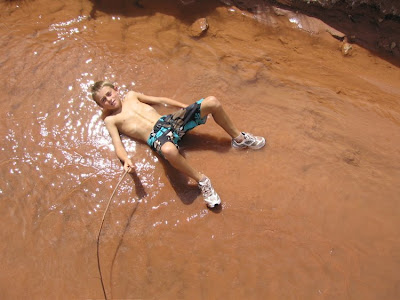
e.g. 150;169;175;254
225;0;400;64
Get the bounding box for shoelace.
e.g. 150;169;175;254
244;133;256;145
200;183;213;197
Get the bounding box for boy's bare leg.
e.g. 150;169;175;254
160;142;204;182
199;95;266;149
161;141;221;208
200;96;241;139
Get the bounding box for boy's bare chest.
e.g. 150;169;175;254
119;102;158;122
113;102;161;136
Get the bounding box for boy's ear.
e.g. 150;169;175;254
113;83;119;91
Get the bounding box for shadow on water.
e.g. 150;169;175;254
159;158;200;205
159;158;223;213
127;167;147;200
106;167;146;297
180;132;232;153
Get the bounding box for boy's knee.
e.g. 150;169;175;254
161;143;179;160
204;96;221;110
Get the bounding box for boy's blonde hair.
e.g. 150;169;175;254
91;81;115;103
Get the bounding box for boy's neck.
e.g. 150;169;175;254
101;105;122;119
107;100;123;115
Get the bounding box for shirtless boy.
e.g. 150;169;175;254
91;81;265;208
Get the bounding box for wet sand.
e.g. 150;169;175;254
0;0;400;299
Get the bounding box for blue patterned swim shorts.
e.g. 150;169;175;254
147;99;207;155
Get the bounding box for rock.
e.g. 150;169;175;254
226;0;400;17
272;7;288;16
326;27;346;40
377;37;395;51
275;0;293;6
341;42;353;56
188;18;209;37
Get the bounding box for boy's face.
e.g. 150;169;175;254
94;86;121;110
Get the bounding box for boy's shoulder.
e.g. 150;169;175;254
101;111;114;122
125;90;139;99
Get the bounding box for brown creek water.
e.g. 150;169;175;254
1;0;400;299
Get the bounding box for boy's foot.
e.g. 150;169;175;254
232;132;266;149
198;176;221;208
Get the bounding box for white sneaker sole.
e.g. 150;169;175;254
206;197;221;208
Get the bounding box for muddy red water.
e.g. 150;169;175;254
1;0;400;299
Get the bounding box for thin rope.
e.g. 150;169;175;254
97;168;130;300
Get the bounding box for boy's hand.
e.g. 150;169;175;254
124;158;134;173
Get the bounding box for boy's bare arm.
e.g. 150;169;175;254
133;92;187;108
105;118;134;172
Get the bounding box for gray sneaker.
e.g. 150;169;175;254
198;176;221;208
232;132;266;149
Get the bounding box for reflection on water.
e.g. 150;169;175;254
1;0;400;299
289;17;302;29
49;15;87;44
